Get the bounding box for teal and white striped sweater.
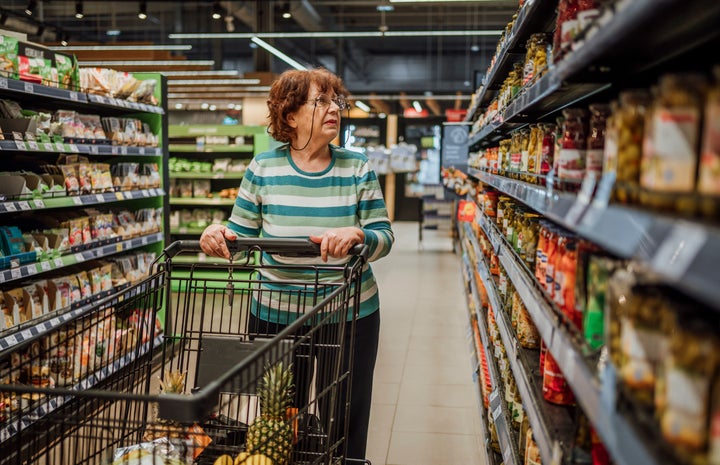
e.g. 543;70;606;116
226;144;394;323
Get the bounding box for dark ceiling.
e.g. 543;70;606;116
0;0;519;113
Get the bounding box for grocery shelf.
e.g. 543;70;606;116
169;172;245;180
461;231;521;465
0;232;163;285
0;188;165;214
0;77;163;114
469;168;720;313
169;197;235;206
466;219;576;465
478;212;663;465
472;0;557;110
169;144;254;153
0;280;145;353
0;139;161;156
0;333;163;443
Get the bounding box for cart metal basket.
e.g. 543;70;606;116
0;238;368;465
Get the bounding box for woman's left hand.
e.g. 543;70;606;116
310;227;364;262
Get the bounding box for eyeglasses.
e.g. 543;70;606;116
307;95;350;111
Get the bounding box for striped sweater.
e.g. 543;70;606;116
227;144;394;323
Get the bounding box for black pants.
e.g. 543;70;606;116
249;310;379;461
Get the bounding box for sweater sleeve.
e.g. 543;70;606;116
227;158;262;237
357;159;394;262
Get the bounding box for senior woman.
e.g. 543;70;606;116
199;68;394;460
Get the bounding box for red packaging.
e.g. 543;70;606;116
542;351;576;405
591;427;611;465
557;238;580;329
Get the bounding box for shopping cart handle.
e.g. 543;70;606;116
163;239;368;258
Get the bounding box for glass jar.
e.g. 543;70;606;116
607;90;651;203
522;213;541;272
532;34;549;80
510;131;522;173
523;35;538;86
641;74;705;195
527;124;540;183
504;203;516;240
586;103;611;176
540;123;556;180
699;66;720;195
499;139;512;175
535;221;549;285
520;128;531;177
557;108;588;181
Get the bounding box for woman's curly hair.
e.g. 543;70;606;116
266;68;348;143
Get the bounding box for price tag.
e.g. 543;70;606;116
502;444;512;465
5;203;17;212
139;147;146;155
33;199;45;209
10;268;22;280
651;221;708;280
56;142;66;151
26;265;36;276
54;257;64;267
24;82;34;93
0;78;7;89
492;404;502;420
17;201;30;210
72;196;83;205
90;145;99;154
142;190;150;197
120;146;128;155
111;146;118;155
5;334;18;346
15;140;27;150
20;329;33;340
115;192;124;201
43;142;54;151
141;236;148;245
96;194;105;203
27;140;39;151
74;253;85;263
565;172;597;225
69;91;79;101
70;144;80;152
116;243;123;252
149;188;157;196
41;261;51;271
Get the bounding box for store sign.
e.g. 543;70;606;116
441;123;470;172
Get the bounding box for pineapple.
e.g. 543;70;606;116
145;370;187;440
245;362;294;465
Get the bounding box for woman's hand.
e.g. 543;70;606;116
310;227;364;262
200;224;237;259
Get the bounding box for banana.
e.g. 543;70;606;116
234;452;274;465
213;454;234;465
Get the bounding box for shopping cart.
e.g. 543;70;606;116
0;238;369;465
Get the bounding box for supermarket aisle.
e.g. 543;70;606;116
365;221;485;465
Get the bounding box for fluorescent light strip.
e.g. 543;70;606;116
169;29;501;40
162;70;241;77
390;0;496;2
169;93;268;98
250;37;307;70
412;100;423;112
167;79;261;85
354;100;371;112
78;60;215;66
49;44;192;51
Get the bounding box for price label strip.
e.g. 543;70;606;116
651;222;708;281
565;172;597;226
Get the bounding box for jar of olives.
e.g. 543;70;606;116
557;107;588;181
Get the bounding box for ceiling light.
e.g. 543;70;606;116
174;103;183;109
471;44;480;52
250;37;307;71
201;103;209;109
60;35;69;47
167;79;262;85
75;1;84;19
138;0;147;20
209;104;217;111
25;0;37;16
161;70;241;77
107;29;121;36
50;44;192;51
170;29;501;39
376;5;394;11
227;103;235;109
212;1;222;20
412;100;422;112
281;2;292;19
389;0;497;2
354;100;371;112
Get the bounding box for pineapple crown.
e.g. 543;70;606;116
258;361;294;417
159;370;187;395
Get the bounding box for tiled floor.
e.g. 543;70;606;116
365;221;485;465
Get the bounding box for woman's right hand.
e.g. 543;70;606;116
199;224;237;259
